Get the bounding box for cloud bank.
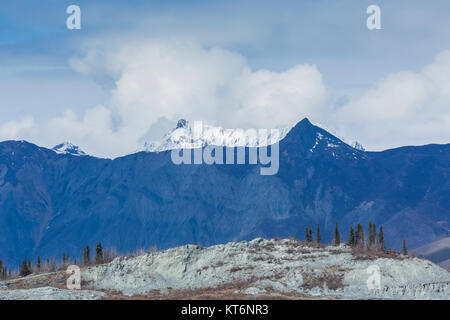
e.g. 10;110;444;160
1;38;449;157
336;50;450;150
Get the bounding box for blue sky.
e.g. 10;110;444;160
1;0;450;157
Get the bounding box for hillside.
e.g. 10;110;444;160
1;238;449;300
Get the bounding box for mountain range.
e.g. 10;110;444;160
0;118;449;266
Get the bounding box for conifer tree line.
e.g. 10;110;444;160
0;241;120;279
304;221;391;251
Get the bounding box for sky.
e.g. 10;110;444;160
1;0;450;157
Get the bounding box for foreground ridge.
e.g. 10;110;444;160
1;238;449;300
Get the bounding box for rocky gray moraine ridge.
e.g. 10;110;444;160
2;238;448;299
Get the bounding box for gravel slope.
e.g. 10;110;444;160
1;238;448;299
82;238;450;299
0;286;104;300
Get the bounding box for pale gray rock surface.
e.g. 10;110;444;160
0;286;104;300
82;238;450;299
2;238;448;299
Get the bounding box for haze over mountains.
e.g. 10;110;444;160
0;118;448;266
412;236;450;269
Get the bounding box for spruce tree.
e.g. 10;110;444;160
361;223;365;246
372;223;377;247
83;245;90;265
368;221;373;247
355;224;360;245
379;226;385;250
37;256;41;271
103;248;109;263
305;227;309;243
334;222;341;245
315;224;321;244
95;242;103;264
86;245;90;264
0;260;4;280
356;223;365;247
347;226;355;246
20;260;31;277
361;225;365;247
309;228;312;243
402;239;408;255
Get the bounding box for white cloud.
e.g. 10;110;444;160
71;39;330;130
0;117;36;140
335;50;450;150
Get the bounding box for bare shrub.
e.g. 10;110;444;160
230;265;255;273
301;270;344;291
252;256;266;262
352;247;406;261
230;266;243;273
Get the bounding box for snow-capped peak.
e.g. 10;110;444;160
140;119;291;152
52;142;86;156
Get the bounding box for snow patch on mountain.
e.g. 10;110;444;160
309;131;346;153
52;142;86;156
352;141;366;151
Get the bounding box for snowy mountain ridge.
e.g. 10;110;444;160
140;119;292;152
51;118;365;157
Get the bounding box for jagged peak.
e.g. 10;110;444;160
176;119;188;129
298;117;313;126
52;142;86;156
